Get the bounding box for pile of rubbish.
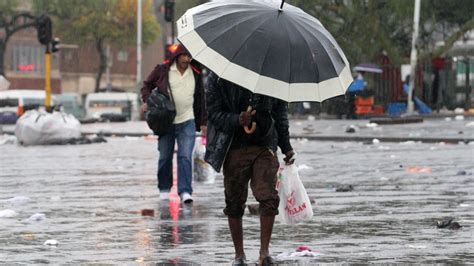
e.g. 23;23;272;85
276;246;321;260
10;110;107;146
15;110;81;145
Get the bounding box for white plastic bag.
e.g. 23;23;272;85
193;136;216;184
15;110;81;145
277;164;313;224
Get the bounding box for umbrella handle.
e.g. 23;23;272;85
244;106;257;134
244;122;257;134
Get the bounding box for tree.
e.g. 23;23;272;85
34;0;160;92
0;0;38;76
421;0;474;58
289;0;473;65
288;0;416;65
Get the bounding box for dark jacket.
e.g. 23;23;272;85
204;72;293;172
140;44;206;131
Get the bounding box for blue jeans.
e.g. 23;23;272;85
157;119;196;195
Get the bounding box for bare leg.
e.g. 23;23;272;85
228;217;246;259
258;215;275;264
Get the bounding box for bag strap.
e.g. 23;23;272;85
166;77;175;104
152;63;175;104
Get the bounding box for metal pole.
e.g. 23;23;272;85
465;59;471;110
171;15;175;43
407;0;421;114
137;0;142;88
136;0;142;120
44;45;52;112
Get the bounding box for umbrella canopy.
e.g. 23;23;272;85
347;79;365;92
353;63;383;73
177;0;352;102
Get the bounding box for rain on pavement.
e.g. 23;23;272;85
1;119;473;264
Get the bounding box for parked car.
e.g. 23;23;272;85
0;90;56;124
56;93;85;119
84;92;138;121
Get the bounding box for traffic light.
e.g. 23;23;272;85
37;15;52;45
164;0;175;22
51;38;60;53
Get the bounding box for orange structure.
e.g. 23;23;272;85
354;96;374;115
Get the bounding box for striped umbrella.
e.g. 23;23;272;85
177;0;352;102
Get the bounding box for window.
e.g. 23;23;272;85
456;60;474;87
23;98;45;106
11;43;44;74
0;99;19;107
89;100;130;108
117;50;128;62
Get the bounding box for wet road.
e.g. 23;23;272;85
1;135;473;264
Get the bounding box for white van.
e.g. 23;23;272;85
84;92;139;121
0;90;56;124
55;93;85;119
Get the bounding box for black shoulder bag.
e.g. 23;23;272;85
145;87;176;136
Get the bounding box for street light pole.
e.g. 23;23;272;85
136;0;142;120
465;59;471;110
407;0;421;114
137;0;142;88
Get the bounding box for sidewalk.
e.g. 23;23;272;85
289;117;474;143
77;116;474;143
2;116;473;143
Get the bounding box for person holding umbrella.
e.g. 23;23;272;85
177;0;352;264
205;72;295;265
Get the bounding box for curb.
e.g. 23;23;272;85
83;131;473;144
3;130;472;144
290;135;473;144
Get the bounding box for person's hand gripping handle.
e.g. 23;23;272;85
239;106;257;134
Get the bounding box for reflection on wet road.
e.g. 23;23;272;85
0;137;473;264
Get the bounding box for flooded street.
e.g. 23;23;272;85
1;123;473;264
2;0;473;263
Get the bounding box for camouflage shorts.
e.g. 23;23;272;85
223;146;280;218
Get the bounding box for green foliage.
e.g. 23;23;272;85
289;0;410;65
32;0;160;47
175;0;207;20
32;0;160;91
0;0;19;17
429;0;473;27
289;0;473;65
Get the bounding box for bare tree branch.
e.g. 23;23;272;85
1;12;37;44
0;11;38;75
8;21;37;40
10;12;36;26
